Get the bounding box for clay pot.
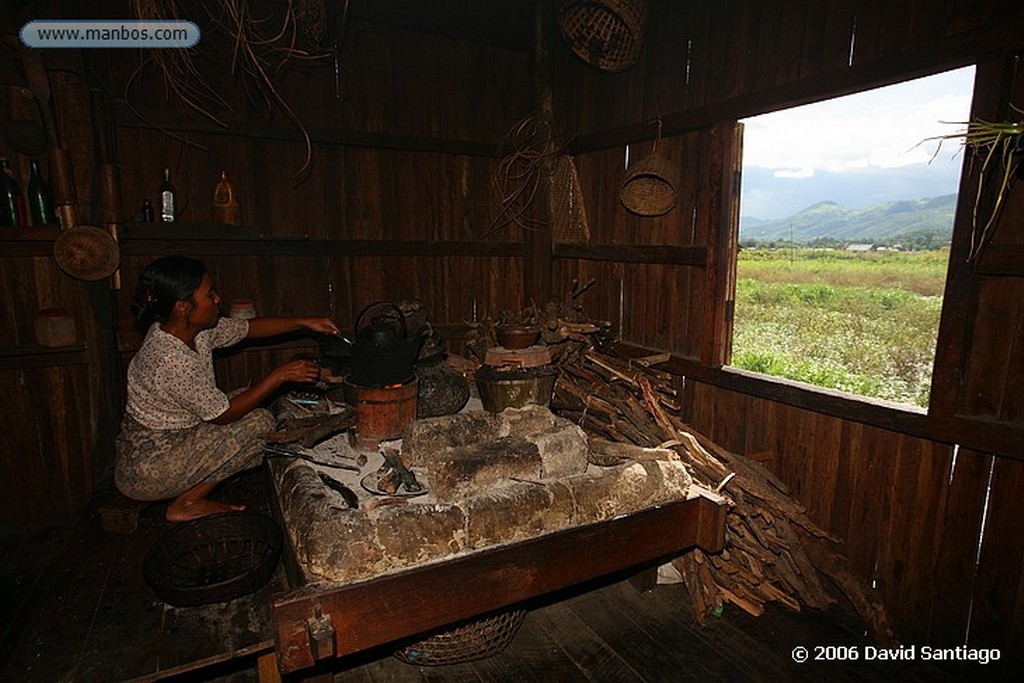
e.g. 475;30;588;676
495;323;541;349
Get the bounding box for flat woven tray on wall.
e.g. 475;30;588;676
558;0;648;72
394;608;527;666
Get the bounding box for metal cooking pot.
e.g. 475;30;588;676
349;301;424;387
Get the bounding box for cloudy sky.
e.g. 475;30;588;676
740;66;976;220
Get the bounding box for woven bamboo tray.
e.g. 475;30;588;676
142;511;282;607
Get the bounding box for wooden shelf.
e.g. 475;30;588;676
118;223;525;258
0;342;88;370
0;226;62;256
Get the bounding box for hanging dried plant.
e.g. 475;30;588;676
928;105;1024;261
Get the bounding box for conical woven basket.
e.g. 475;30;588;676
551;155;591;243
620;152;679;216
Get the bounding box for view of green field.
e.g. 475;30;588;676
730;247;950;408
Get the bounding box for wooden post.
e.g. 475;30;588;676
525;0;555;306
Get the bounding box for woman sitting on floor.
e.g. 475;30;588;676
115;255;339;521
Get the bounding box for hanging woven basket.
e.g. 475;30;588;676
53;225;120;281
620;152;679;216
558;0;648;73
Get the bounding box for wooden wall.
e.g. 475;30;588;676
3;0;1024;660
0;0;534;523
548;0;1024;660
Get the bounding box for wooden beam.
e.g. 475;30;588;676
0;344;88;371
613;341;1024;461
568;12;1024;154
975;244;1024;277
524;0;555;305
113;107;502;157
553;243;707;266
118;227;525;259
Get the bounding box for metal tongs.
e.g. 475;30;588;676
263;443;362;472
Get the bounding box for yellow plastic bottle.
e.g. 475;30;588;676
212;170;242;225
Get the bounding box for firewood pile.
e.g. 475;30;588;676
519;285;898;644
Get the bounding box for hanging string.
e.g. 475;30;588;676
651;116;663;154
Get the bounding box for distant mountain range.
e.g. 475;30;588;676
739;194;957;244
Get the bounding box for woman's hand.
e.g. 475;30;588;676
302;317;341;336
214;358;320;425
272;358;321;385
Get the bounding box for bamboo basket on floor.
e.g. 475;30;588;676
394;609;527;666
558;0;648;72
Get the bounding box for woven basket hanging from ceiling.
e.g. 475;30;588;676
620;148;679;217
558;0;648;72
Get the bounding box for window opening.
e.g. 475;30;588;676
731;66;975;408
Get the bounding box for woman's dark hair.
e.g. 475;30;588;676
131;256;207;327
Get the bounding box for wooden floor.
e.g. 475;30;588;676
0;469;976;682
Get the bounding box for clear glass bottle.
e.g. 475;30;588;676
159;168;176;222
27;159;57;226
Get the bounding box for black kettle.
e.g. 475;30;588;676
349;302;423;387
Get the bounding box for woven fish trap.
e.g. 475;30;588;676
551;155;591;243
558;0;648;72
620;152;679;216
394;608;527;666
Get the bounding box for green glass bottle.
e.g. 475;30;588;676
1;157;28;228
27;159;57;226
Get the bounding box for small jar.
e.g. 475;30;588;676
229;299;256;320
34;308;77;347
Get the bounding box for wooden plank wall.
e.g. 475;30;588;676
95;10;533;357
547;0;1024;660
0;61;118;522
0;1;534;524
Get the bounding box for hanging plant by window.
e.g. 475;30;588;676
930;104;1024;261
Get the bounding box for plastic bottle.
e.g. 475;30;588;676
1;158;30;227
212;170;242;225
27;159;57;226
159;168;176;222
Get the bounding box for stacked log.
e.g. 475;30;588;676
549;341;898;645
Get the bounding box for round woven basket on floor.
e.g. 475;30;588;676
142;511;282;607
394;609;527;666
620;152;679;216
558;0;648;72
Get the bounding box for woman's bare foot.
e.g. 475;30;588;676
165;482;245;522
166;499;245;522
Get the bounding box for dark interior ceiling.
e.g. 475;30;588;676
344;0;536;51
